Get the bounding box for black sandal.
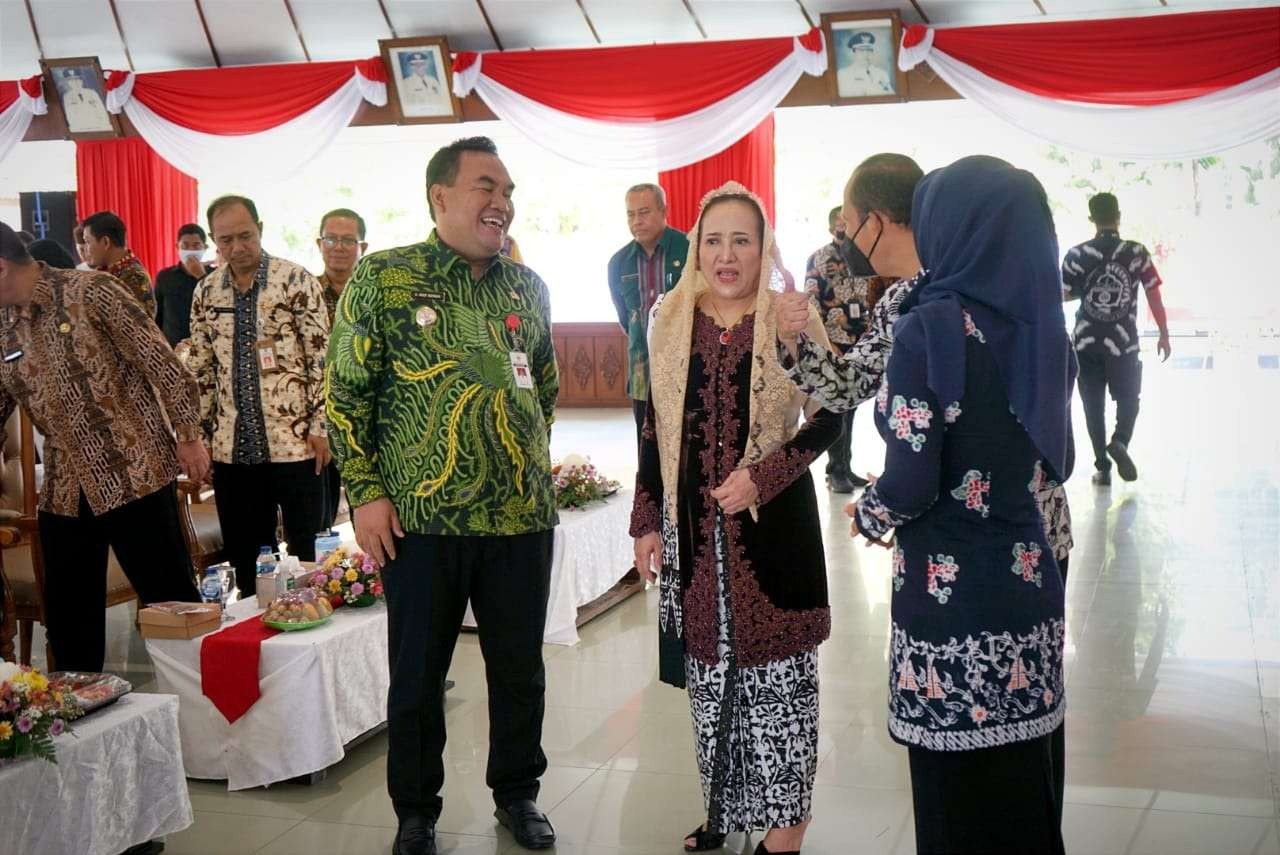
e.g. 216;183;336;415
684;823;727;852
753;842;799;855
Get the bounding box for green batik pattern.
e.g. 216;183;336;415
326;233;559;536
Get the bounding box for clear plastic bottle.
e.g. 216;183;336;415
199;566;222;603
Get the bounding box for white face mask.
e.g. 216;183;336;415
179;249;205;264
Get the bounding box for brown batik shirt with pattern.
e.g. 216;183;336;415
105;250;156;318
187;252;330;464
0;264;202;516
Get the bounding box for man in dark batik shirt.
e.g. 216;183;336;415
804;204;883;493
1062;193;1171;486
81;210;155;316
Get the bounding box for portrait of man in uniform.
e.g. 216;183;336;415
825;14;904;103
42;58;119;138
381;38;461;123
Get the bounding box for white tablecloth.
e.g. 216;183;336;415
145;598;389;791
0;693;193;855
463;489;636;645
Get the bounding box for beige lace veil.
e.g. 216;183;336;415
647;181;830;526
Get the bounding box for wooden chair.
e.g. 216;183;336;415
0;411;139;667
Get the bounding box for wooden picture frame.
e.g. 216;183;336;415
821;11;908;106
379;36;463;125
40;56;122;140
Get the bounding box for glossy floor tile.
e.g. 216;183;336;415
38;338;1280;853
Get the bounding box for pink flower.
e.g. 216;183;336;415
351;582;365;596
49;718;65;737
330;568;344;581
16;714;33;734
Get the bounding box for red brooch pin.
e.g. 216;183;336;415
505;313;520;332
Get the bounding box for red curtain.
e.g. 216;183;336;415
934;7;1279;105
659;114;775;233
75;137;198;277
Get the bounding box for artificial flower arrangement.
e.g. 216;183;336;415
0;660;83;763
306;546;383;608
552;453;621;510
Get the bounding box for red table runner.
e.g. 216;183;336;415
200;618;281;724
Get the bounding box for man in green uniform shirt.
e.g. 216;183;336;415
326;137;559;855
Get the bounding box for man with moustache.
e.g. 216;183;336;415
187;195;330;596
315;208;367;525
327;137;559;855
607;183;688;446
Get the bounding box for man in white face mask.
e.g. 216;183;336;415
154;223;214;347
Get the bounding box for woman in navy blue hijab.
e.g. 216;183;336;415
850;156;1074;855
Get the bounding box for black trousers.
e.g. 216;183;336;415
383;530;554;822
908;733;1066;855
1076;351;1142;473
212;460;326;596
825;408;856;477
38;482;199;672
322;460;342;529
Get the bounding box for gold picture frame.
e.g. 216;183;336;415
41;56;122;140
822;11;909;106
379;36;464;125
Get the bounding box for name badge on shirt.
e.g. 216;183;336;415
848;304;861;319
256;338;278;372
509;351;534;390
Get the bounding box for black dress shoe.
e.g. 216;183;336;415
848;472;871;488
1106;440;1138;481
496;799;556;850
392;815;437;855
1092;470;1112;487
826;472;855;493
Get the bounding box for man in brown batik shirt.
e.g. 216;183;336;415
0;221;209;672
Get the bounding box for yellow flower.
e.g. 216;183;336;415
327;579;342;593
0;721;11;741
14;671;47;692
344;569;359;583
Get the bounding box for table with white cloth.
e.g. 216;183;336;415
0;692;193;855
144;598;390;791
463;488;638;645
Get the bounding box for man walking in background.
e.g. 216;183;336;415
1063;192;1171;486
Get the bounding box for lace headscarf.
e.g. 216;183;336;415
647;182;829;527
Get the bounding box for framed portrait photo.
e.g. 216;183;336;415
41;56;121;139
379;36;463;124
822;11;908;106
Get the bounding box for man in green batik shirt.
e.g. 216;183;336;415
326;137;558;855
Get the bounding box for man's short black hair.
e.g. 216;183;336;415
177;223;207;244
828;205;843;228
81;210;127;248
206;195;260;230
425;136;500;221
0;222;34;264
28;239;77;269
1088;192;1120;224
319;208;367;241
16;230;35;247
848;153;925;226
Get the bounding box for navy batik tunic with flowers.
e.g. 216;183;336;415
856;310;1066;752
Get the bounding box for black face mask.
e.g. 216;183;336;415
844;215;882;277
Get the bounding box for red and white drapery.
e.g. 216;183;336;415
0;77;47;164
103;59;387;182
452;29;825;171
898;7;1280;160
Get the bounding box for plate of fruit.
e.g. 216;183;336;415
261;588;335;631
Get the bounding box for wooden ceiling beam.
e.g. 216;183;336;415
475;0;504;51
22;0;45;59
575;0;602;44
192;0;222;67
106;0;135;71
281;0;312;61
681;0;708;39
376;0;398;37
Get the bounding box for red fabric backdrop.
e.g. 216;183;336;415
461;35;801;122
75;138;198;277
933;7;1280;105
659;114;776;233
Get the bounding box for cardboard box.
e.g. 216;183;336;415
138;602;223;640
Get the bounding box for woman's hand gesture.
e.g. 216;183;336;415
711;469;759;516
634;532;663;584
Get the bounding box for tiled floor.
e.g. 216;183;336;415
31;337;1280;854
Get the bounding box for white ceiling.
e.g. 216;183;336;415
0;0;1272;78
